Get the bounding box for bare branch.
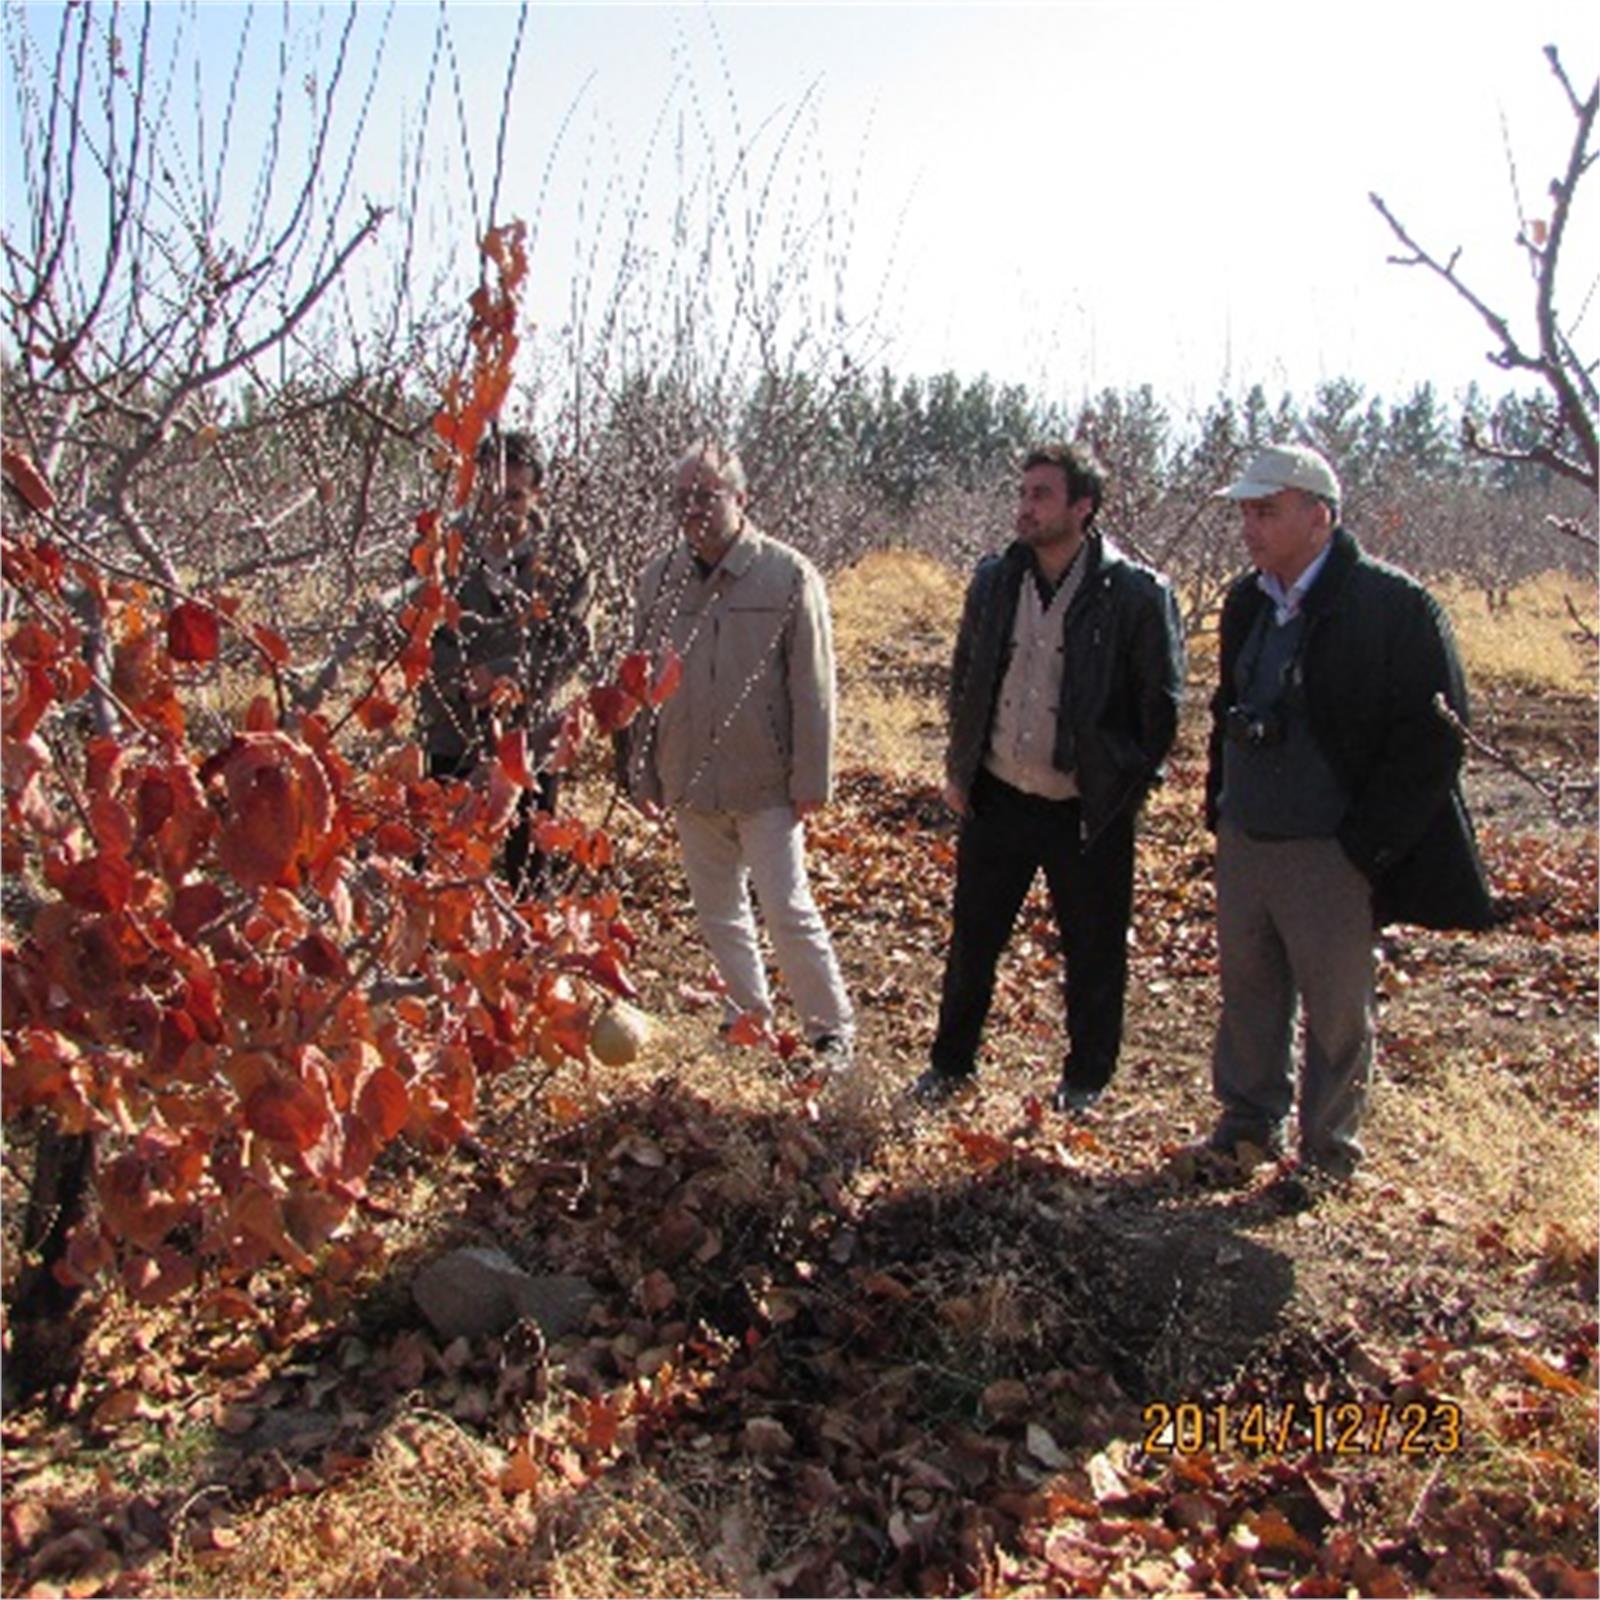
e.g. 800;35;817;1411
1370;47;1597;495
1435;693;1595;822
1562;589;1599;645
1546;512;1600;553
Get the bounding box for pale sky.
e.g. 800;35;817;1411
5;2;1596;418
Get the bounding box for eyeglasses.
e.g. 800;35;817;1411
672;484;728;510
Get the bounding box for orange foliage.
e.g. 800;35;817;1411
0;215;683;1302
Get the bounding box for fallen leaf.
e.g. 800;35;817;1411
1026;1421;1067;1469
980;1378;1031;1423
744;1416;794;1456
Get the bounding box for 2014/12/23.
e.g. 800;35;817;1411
1141;1399;1463;1457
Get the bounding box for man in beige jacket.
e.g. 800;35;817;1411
624;441;854;1069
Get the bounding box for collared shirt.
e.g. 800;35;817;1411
1257;541;1332;626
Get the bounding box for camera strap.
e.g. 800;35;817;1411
1234;605;1310;715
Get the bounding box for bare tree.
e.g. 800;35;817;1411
1370;44;1597;544
2;2;524;667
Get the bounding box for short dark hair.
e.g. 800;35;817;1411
1021;441;1105;530
475;428;544;487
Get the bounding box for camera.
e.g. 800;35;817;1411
1226;704;1287;748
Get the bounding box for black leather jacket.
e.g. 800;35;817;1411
1206;527;1493;931
419;512;592;766
945;535;1185;848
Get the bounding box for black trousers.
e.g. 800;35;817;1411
931;768;1135;1087
427;751;561;897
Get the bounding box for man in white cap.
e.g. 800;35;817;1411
1204;442;1492;1197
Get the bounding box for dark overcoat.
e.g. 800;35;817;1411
1205;527;1494;931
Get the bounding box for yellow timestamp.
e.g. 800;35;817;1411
1142;1398;1463;1457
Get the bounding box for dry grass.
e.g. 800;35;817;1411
149;1413;738;1599
830;550;962;776
1436;570;1596;695
829;548;964;654
153;1414;531;1597
1376;1061;1600;1253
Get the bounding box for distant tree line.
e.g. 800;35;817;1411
5;0;1589;698
535;361;1594;652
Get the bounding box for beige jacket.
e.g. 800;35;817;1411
625;526;835;813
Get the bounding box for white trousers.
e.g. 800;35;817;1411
673;805;854;1044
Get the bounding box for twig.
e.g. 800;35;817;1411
1405;1459;1444;1536
1545;512;1600;553
1562;589;1599;646
1435;692;1596;819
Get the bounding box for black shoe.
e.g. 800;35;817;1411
1050;1077;1104;1115
1267;1166;1334;1214
908;1066;970;1108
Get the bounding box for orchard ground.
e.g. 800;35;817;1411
2;553;1596;1599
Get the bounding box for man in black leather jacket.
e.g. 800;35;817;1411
1205;442;1492;1186
910;442;1185;1112
417;430;591;894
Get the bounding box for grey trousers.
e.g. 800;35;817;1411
1211;822;1375;1174
673;804;854;1045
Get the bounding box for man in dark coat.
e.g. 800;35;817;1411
1205;442;1493;1186
417;429;591;894
910;442;1185;1112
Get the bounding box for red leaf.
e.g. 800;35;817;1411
4;663;56;740
374;820;420;856
573;1395;622;1454
61;852;134;913
8;621;66;667
244;1075;329;1151
294;931;348;981
725;1012;771;1047
2;440;55;512
156;1006;200;1073
243;695;277;731
251;624;291;667
204;733;331;891
171;880;227;940
617;651;652;703
949;1125;1013;1170
88;793;134;856
498;1440;542;1497
1518;1354;1589;1396
587;685;638;734
533;814;585;855
231;1185;314;1273
124;1247;198;1306
649;648;683;707
357;1067;410;1142
496;728;532;788
354;693;400;732
586;946;639;1000
167;601;220;664
218;762;300;887
136;772;176;837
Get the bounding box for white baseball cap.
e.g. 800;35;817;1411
1216;443;1341;506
